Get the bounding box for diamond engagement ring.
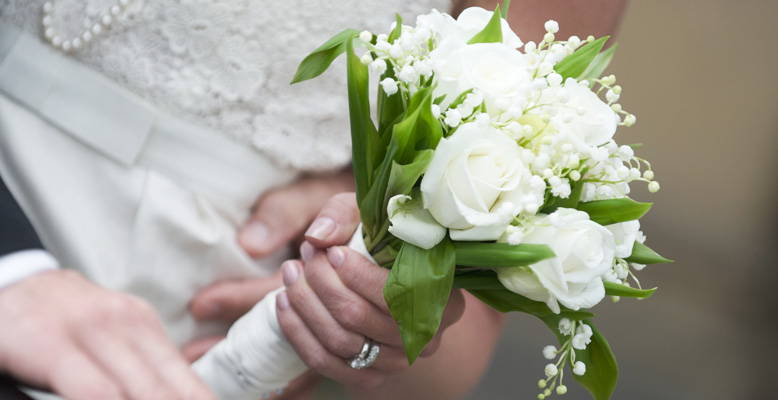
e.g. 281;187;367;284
348;338;381;369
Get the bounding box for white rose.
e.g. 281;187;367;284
540;79;620;149
432;43;531;109
421;120;544;241
418;7;523;58
606;220;640;258
497;208;616;313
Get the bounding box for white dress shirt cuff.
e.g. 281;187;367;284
0;249;59;289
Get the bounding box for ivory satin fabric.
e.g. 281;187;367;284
0;23;308;397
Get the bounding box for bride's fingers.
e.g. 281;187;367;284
276;291;386;389
325;246;391;313
190;270;283;321
302;253;403;347
303;192;361;248
282;260;365;358
240;171;354;258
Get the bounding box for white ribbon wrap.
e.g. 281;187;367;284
193;225;373;399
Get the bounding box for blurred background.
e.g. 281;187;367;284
467;0;778;398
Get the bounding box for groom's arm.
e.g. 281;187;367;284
0;176;59;289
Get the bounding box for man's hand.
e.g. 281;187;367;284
184;170;355;361
0;270;215;400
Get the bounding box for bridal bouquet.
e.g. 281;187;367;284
293;3;671;399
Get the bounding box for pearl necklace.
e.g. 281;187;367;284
41;0;135;53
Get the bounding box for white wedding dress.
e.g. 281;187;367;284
0;0;450;398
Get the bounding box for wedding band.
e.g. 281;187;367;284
348;338;380;369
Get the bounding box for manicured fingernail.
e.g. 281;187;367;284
327;247;345;269
300;241;315;261
282;260;300;286
305;217;335;240
277;291;289;310
240;222;269;251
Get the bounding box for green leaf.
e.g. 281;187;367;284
467;5;503;44
469;288;594;319
625;242;673;264
345;38;380;209
576;198;652;226
604;281;657;298
541;318;618;400
540;178;584;214
453;270;506;290
554;36;609;79
455;242;555;267
291;29;358;84
384;239;457;364
376;63;405;135
578;43;619;82
501;0;511;18
388;14;403;43
385;150;433;200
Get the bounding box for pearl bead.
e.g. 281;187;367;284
101;15;112;26
43;2;53;13
42;15;52;27
82;31;93;42
72;38;82;49
111;5;121;15
62;40;71;51
44;28;55;39
91;23;102;35
51;36;62;47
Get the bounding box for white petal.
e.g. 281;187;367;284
388;195;447;250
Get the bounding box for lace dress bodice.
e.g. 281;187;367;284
0;0;451;170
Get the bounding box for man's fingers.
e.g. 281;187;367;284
325;247;390;313
190;271;283;321
131;325;216;399
240;172;354;258
304;193;361;248
182;336;225;362
48;348;123;400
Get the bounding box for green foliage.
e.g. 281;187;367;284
453;270;506;290
540;178;584;214
625;242;673;264
467;5;503;44
541;317;619;400
500;0;512;18
455;242;555;267
578;43;619;82
384;239;457;364
388;14;403;43
469;287;593;319
604;281;657;298
291;29;358;83
345;38;380;207
576;198;652;225
554;36;610;79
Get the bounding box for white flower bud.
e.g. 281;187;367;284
544;363;558;378
544;20;560;33
538;379;547;389
568;35;581;47
398;64;417;83
606;89;620;103
431;104;441;119
573;361;587;376
632;262;646;271
611;103;623;112
558;318;574;335
572;334;588;350
380;78;398;95
524;41;537;52
648;181;661;193
370;58;387;75
643;170;655;180
569;170;581;181
547;72;563;87
389;44;403;58
612;85;622;94
359;30;373;43
444;109;462;127
556;385;568;395
623;114;636;126
543;32;555;43
542;345;558;360
360;53;373;65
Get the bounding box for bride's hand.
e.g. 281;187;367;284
275;193;466;388
183;170;354;361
